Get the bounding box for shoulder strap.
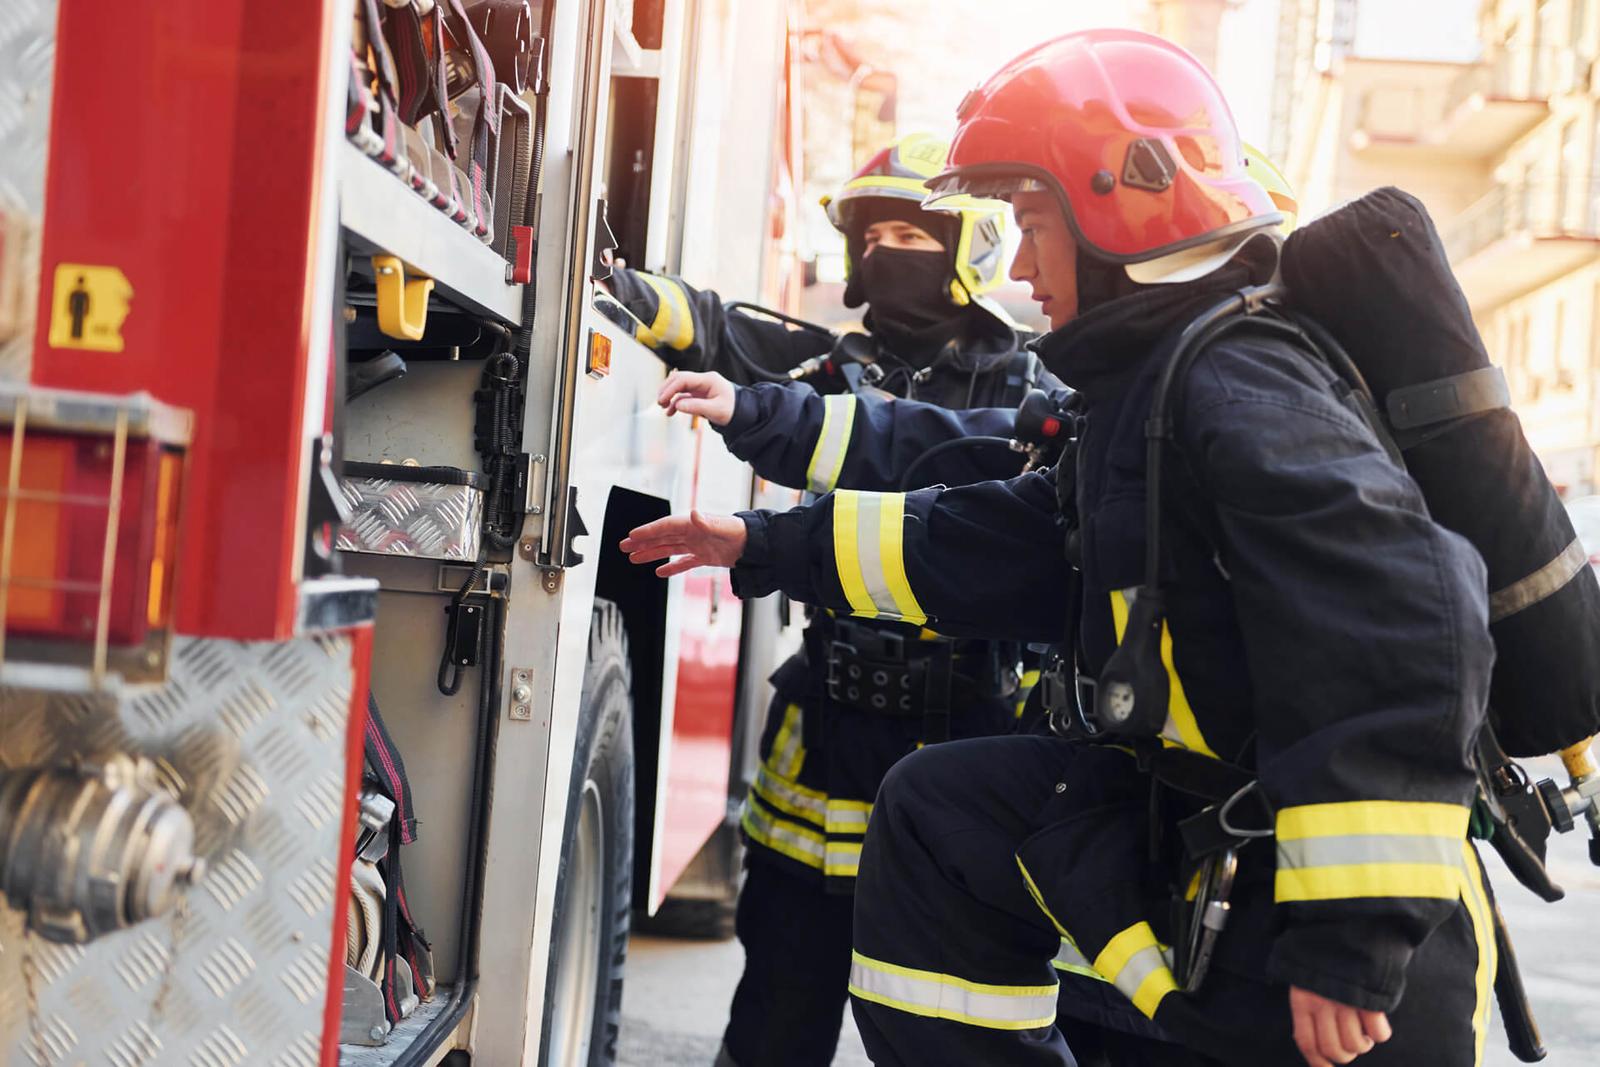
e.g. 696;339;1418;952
997;347;1042;407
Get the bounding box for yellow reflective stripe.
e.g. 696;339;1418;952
1107;590;1217;758
1276;801;1469;841
825;841;862;878
838;174;936;198
768;703;807;780
806;395;857;494
848;951;1058;1031
741;799;825;870
1458;843;1495;1067
1015;668;1041;718
834;491;876;616
832;491;927;625
825;798;872;834
636;273;694;350
1051;938;1106;982
1091;922;1177;1019
1015;857;1071;939
1275;862;1463;902
1018;857;1110;982
876;493;926;624
751;766;825;828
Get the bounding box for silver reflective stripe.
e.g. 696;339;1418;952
853;492;895;615
752;766;825;826
741;800;825;868
848;952;1058;1031
1112;944;1170;1006
1277;833;1464;871
825;800;871;833
1490;537;1588;621
806;395;857;493
825;842;862;878
1051;938;1106;982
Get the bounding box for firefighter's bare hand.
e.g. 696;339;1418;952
1290;986;1391;1067
657;370;737;426
620;510;747;578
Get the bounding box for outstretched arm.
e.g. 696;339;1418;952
607;267;832;384
658;369;1066;493
623;470;1071;644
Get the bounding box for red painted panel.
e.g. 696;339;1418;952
655;569;742;903
32;0;335;639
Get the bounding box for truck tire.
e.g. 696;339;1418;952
540;600;635;1067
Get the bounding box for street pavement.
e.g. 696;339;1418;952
618;933;871;1067
621;783;1600;1066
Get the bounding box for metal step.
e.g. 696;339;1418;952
339;986;459;1067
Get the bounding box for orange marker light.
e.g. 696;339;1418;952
587;329;612;380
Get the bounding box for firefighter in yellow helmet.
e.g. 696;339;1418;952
609;135;1070;1067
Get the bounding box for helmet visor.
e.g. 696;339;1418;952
923;169;1049;212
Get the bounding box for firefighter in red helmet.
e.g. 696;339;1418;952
624;29;1496;1067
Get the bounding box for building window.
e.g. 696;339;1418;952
1562;120;1583;228
1591;111;1600;231
1574;0;1591;53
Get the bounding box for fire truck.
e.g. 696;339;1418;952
0;0;804;1063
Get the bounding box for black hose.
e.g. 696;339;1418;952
898;435;1014;491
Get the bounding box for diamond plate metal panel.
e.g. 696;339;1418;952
0;0;57;382
0;634;358;1066
336;474;483;562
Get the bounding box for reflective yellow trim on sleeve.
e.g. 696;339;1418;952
831;491;927;625
1275;862;1463;902
877;493;926;624
1275;801;1469;841
806;395;857;494
848;951;1059;1031
1091;921;1177;1019
635;273;695;350
834;490;876;616
1274;801;1471;902
1108;590;1218;759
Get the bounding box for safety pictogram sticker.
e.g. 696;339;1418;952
47;263;133;352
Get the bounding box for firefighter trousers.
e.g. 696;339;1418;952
849;735;1497;1067
722;653;1017;1065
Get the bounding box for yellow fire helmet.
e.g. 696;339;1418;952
822;132;1009;307
1243;142;1298;234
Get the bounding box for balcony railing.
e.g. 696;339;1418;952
1445;177;1600;264
1446;46;1589;114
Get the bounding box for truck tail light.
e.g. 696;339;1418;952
0;389;191;681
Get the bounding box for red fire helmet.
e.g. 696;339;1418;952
926;29;1281;266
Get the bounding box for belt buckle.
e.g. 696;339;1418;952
827;638;859;703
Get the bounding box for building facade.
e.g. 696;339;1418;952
1282;0;1600;495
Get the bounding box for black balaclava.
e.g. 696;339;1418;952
1073;244;1155;314
841;200;968;362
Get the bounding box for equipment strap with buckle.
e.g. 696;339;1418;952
822;619;954;743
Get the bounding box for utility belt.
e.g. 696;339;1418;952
808;617;1014;743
